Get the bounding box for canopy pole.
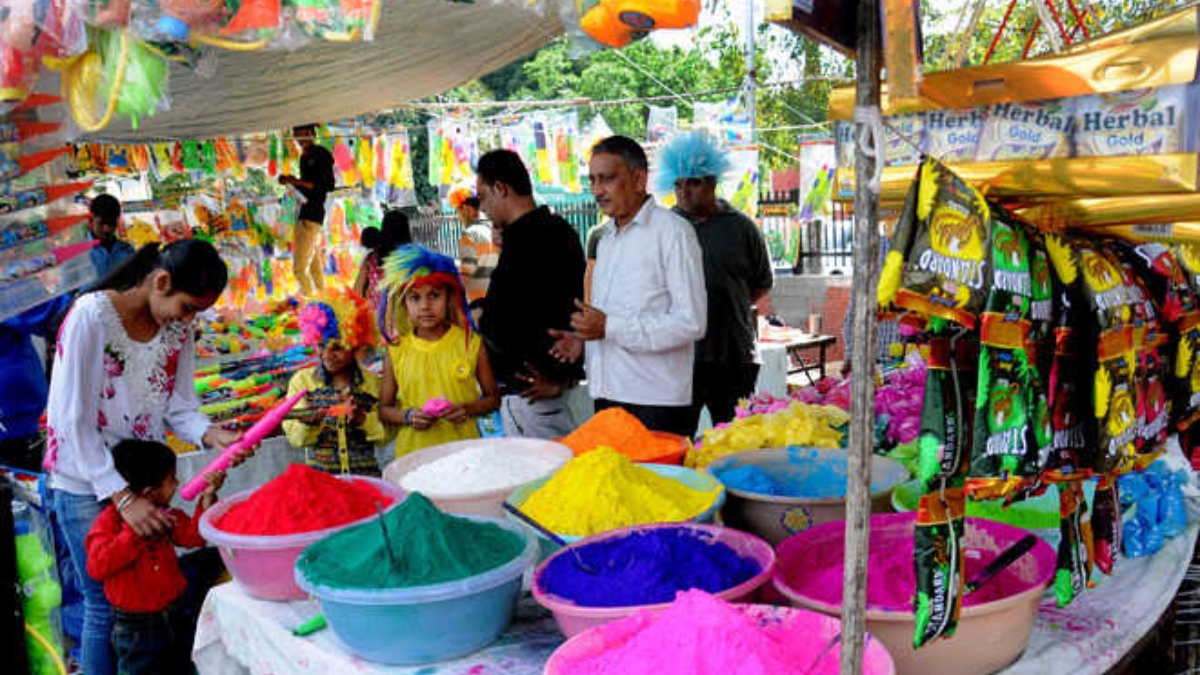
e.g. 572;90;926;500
841;0;881;671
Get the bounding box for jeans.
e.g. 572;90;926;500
112;606;193;675
53;489;115;675
594;398;695;437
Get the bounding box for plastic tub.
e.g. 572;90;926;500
532;522;775;637
772;513;1055;675
708;446;909;545
199;476;404;601
294;515;537;665
636;431;689;465
382;437;572;517
544;602;895;675
505;463;726;546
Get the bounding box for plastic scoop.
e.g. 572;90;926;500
502;501;597;574
802;533;1041;674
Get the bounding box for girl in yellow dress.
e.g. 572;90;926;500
377;244;500;455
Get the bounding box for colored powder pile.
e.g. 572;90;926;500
399;445;563;496
560;407;684;461
552;590;835;675
714;451;898;499
296;493;526;589
784;530;1025;611
215;463;394;535
521;448;718;537
538;528;760;607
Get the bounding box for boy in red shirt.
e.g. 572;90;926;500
85;439;224;674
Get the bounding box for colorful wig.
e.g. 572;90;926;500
377;243;473;344
653;131;731;194
297;287;378;349
448;184;474;210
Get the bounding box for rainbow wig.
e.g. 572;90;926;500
297;287;378;349
377;243;473;344
448;184;474;209
653;131;731;194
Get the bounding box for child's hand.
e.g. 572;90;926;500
443;404;469;424
409;409;436;430
199;470;224;509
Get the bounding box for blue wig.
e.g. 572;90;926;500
653;131;731;194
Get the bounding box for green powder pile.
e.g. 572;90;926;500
296;493;526;589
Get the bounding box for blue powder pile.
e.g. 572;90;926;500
537;528;761;607
715;463;849;498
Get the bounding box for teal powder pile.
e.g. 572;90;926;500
296;493;525;589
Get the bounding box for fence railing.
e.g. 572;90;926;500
412;198;854;275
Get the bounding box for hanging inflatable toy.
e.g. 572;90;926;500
53;29;168;132
578;0;701;48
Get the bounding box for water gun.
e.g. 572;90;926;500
0;181;92;215
195;373;230;396
579;0;701;48
199;387;281;418
1;214;90;253
181;388;308;501
227;401;352;430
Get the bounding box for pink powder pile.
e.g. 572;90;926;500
785;531;1022;611
552;590;834;675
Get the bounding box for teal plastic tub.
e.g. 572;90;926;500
293;516;537;665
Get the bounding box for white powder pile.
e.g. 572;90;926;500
399;446;564;497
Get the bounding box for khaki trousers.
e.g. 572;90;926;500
293;219;325;297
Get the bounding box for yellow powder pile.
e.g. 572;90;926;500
520;447;718;537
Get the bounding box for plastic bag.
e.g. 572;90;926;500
913;487;966;647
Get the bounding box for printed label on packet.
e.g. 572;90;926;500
925;108;986;163
835;114;925;170
977;99;1075;161
1072;84;1193;157
914;487;965;647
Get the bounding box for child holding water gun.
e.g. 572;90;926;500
283;287;390;476
85;440;225;675
46;239;243;675
377;244;499;455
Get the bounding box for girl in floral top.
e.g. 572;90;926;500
46;239;242;675
377;244;499;456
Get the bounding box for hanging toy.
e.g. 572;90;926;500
55;29;168;132
156;0;227;42
578;0;701;48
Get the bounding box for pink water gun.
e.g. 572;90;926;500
179;388;307;501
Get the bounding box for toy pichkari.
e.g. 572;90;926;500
579;0;701;48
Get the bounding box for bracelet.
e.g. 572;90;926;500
404;408;414;426
115;492;135;512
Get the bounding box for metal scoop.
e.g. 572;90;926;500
503;501;598;574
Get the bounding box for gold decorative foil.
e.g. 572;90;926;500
1086;223;1200;243
837;154;1199;204
882;0;922;114
829;35;1199;119
1015;192;1200;229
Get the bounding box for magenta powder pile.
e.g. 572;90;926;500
792;532;1022;611
552;590;834;675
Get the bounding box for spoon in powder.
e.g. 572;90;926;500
503;501;598;574
801;534;1041;674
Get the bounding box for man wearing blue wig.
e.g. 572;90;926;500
657;132;774;432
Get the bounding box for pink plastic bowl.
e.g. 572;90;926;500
544;602;895;675
532;522;776;637
772;513;1055;675
198;475;406;601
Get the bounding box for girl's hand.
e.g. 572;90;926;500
199;470;224;510
410;409;436;430
119;494;175;539
203;426;254;467
443;404;469;424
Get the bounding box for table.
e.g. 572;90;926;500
193;525;1197;675
764;333;838;383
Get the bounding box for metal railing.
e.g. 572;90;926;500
410;199;601;257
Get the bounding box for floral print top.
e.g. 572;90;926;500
46;292;211;499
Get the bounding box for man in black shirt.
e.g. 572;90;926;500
279;124;335;297
475;150;586;438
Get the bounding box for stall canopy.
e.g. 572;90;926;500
83;0;564;141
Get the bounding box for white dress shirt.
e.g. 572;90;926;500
587;197;707;406
46;292;211;499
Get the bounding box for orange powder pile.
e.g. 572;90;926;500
562;408;685;462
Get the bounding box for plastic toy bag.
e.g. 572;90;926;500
288;0;380;42
9;489;65;675
879;158;992;329
129;0;226;43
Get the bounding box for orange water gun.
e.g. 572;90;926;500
580;0;701;48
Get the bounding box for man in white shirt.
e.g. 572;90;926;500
550;136;706;436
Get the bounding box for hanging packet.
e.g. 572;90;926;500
1091;478;1122;576
913;487;966;648
1054;481;1094;607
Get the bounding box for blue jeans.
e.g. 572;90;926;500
112;606;193;675
53;489;116;675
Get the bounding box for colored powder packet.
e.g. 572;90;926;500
215;463;394;535
1042;295;1097;484
977;99;1075;162
913;487;966;648
916;328;978;489
881;158;992;329
296;492;526;590
1054;482;1094;607
1071;84;1195;158
421;396;454;417
924;108;986;163
552;590;838;675
1091;479;1121;576
521;447;717;537
537;528;761;607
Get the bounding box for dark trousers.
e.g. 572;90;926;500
0;434;44;473
594;398;696;438
684;362;761;435
112;604;193;675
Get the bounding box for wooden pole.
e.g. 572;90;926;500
841;0;881;671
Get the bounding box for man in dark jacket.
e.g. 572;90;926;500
279;124;335;297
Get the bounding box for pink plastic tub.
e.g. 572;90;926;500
773;513;1055;675
544;602;895;675
532;522;776;637
198;476;406;601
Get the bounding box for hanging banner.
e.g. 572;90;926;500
427;116;478;189
722;147;759;219
798;140;836;222
646;105;678;144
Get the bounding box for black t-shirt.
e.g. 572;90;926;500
480;206;586;389
297;145;335;223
